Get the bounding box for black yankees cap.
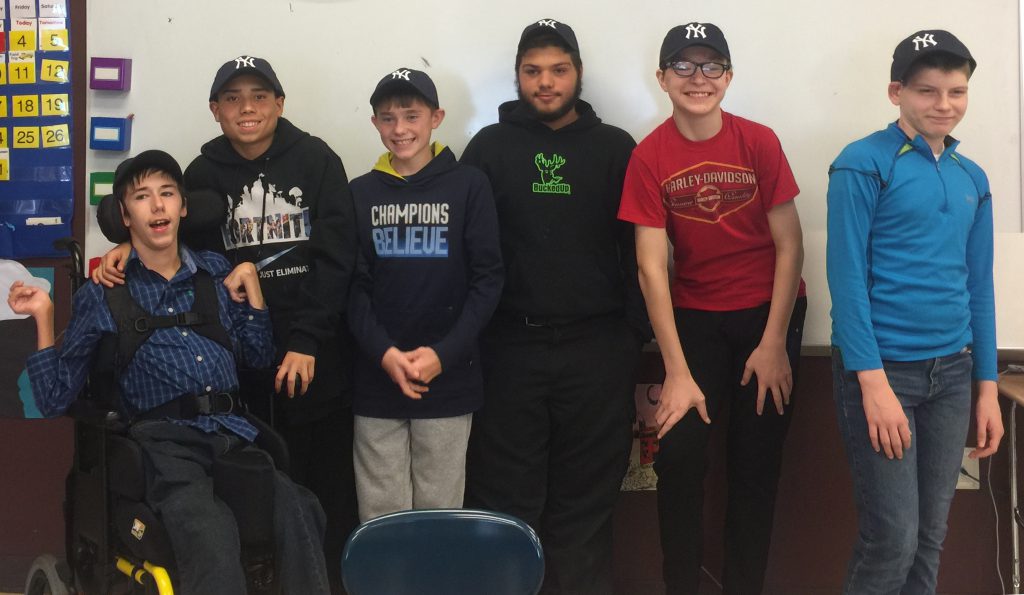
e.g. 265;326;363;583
209;55;285;101
113;150;184;200
518;18;579;53
891;30;976;82
660;22;731;66
370;68;439;109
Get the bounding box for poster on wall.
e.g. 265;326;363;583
0;0;73;258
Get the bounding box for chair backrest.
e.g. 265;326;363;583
341;509;544;595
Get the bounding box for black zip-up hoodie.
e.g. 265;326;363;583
183;117;358;423
347;145;503;419
461;100;649;338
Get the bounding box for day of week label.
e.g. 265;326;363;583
40;1;68;18
10;3;38;19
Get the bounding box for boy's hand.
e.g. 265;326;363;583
655;371;711;439
381;347;427;400
276;352;315;398
970;381;1003;459
408;347;443;384
9;281;55;349
741;341;793;415
8;281;53;318
857;369;911;460
223;263;265;309
90;242;130;287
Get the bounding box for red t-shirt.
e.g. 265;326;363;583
618;112;805;311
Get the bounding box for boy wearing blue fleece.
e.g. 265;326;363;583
347;68;503;521
827;30;1002;593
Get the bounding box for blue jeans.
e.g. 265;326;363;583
832;348;972;595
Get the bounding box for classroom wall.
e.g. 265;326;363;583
2;0;1020;590
81;0;1023;346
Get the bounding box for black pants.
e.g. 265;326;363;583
278;405;359;595
654;297;806;595
131;421;330;595
466;315;640;595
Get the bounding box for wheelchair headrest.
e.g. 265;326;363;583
96;189;228;245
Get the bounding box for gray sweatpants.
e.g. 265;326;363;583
353;414;472;522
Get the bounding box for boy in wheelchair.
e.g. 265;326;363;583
9;150;331;595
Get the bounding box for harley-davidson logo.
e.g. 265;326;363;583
662;161;758;224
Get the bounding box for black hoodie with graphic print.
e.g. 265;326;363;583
461;100;649;338
183;117;357;423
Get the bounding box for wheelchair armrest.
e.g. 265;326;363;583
66;400;128;432
244;412;290;475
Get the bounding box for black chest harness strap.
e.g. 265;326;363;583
102;269;240;420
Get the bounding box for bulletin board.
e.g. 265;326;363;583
0;0;73;258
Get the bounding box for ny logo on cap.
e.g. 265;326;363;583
234;56;256;69
537;19;558;28
912;33;937;51
685;23;707;39
391;69;412;81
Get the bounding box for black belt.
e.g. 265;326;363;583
134;391;242;422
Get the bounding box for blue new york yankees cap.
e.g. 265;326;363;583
660;22;730;66
209;55;286;101
891;30;976;82
370;68;439;109
518;18;579;52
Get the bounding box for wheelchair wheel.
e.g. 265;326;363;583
24;553;71;595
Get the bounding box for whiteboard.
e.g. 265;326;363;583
84;0;1023;347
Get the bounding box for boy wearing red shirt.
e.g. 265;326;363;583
618;22;806;594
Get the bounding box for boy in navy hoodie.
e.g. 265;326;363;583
347;68;503;521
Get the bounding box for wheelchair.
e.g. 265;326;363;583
25;191;291;595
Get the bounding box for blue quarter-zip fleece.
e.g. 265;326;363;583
826;121;996;381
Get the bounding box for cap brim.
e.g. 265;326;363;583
210;69;283;101
113;151;183;192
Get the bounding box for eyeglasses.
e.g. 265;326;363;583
665;61;731;79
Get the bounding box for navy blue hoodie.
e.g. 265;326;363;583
348;144;503;418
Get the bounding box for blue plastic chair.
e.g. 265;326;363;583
341;508;545;595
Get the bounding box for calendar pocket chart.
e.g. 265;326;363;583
0;0;73;258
